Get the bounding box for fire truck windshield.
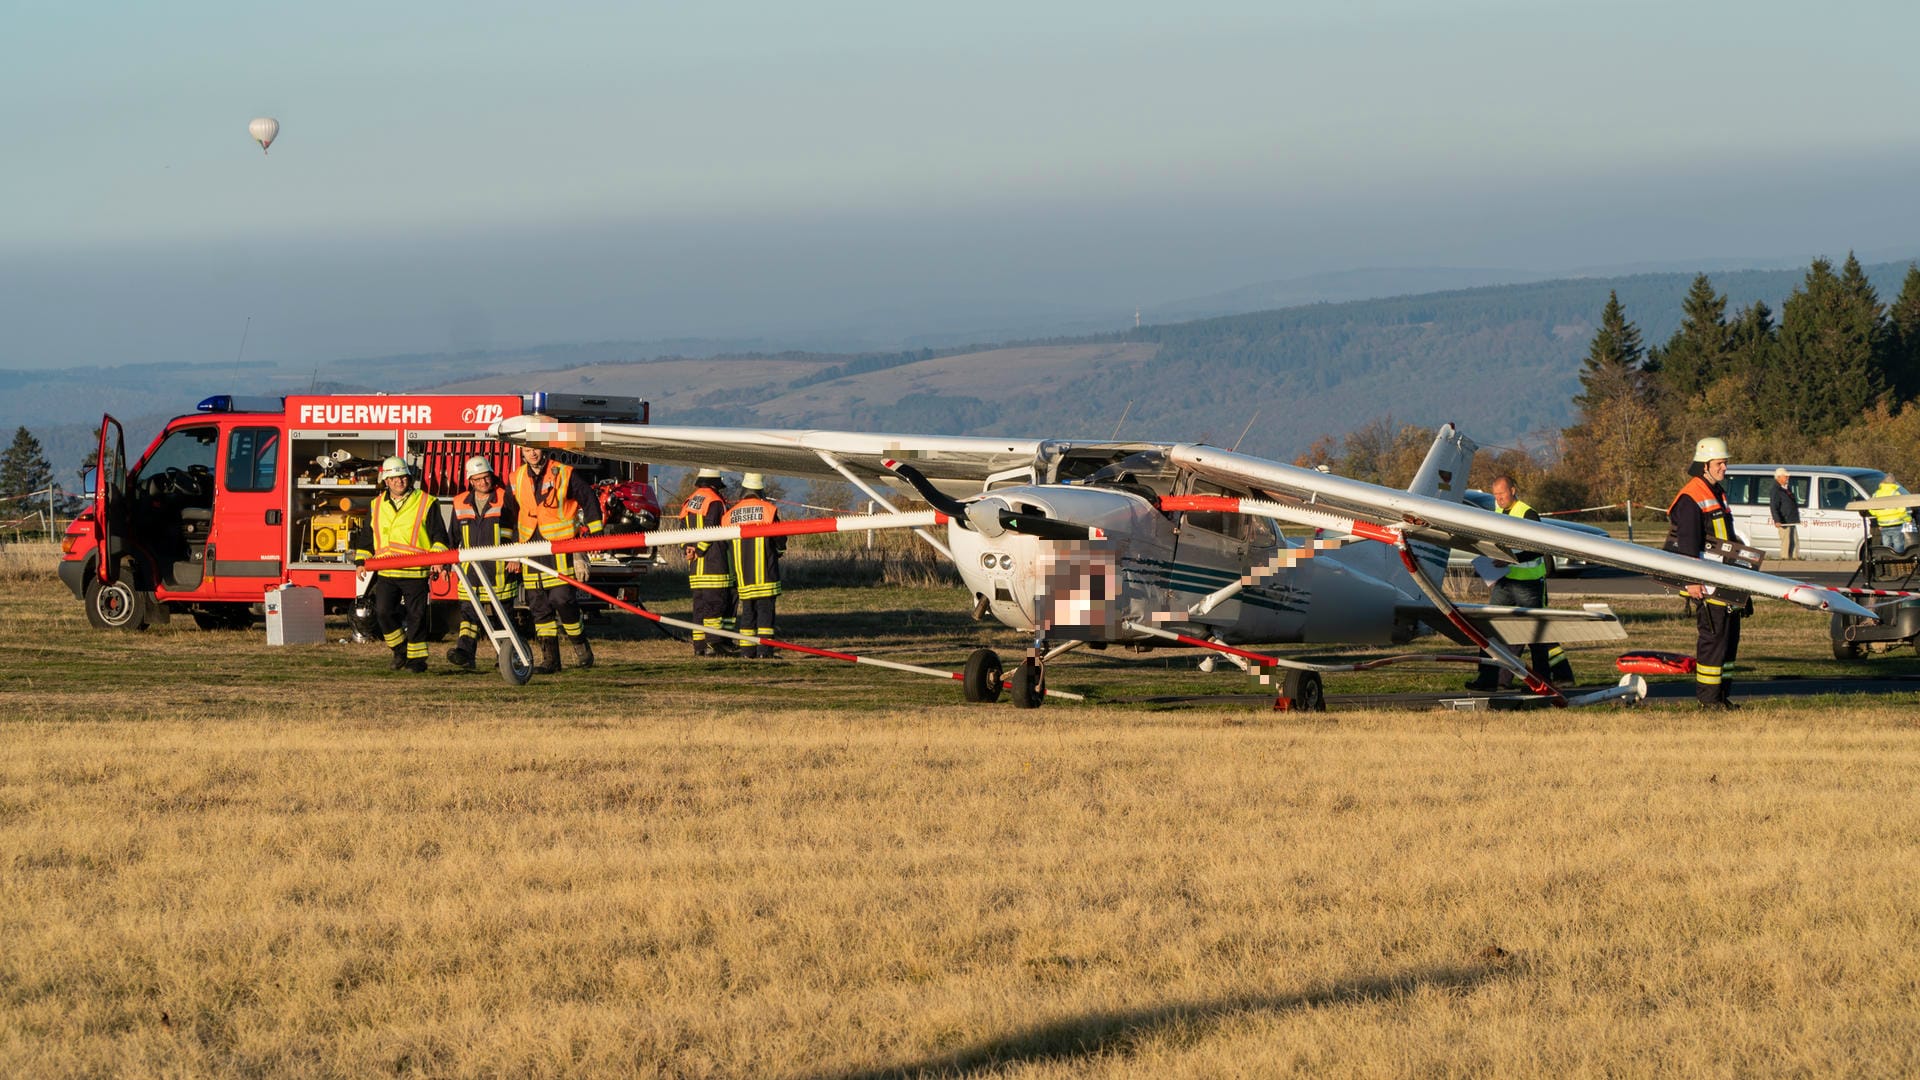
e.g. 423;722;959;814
138;427;218;495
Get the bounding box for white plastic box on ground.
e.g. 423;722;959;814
265;584;326;646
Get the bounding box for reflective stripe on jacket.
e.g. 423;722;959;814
513;460;580;543
371;488;443;579
724;495;784;598
1499;499;1547;580
452;490;518;598
681;485;733;588
1666;475;1736;607
1871;482;1912;528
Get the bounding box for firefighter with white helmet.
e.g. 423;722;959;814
723;473;785;658
1664;436;1744;708
509;445;603;673
680;468;737;656
350;456;450;672
445;455;520;671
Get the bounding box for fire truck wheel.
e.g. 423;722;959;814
963;648;1004;703
499;642;533;685
1010;661;1045;709
85;568;149;632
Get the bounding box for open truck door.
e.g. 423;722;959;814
84;414;147;629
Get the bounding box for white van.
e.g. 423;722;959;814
1720;465;1897;560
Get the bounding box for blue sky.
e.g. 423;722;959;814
5;0;1920;367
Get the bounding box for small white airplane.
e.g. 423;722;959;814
377;417;1877;709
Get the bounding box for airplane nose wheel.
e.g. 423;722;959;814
963;648;1005;703
1010;660;1046;709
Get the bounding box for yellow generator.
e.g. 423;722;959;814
303;497;366;562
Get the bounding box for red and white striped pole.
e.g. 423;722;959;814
514;556;1083;702
362;509;948;572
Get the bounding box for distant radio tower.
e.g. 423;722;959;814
1134;309;1141;328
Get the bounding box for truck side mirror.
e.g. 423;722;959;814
82;467;97;498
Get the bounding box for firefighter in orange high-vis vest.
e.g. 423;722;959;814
510;445;603;674
681;468;737;656
350;456;450;673
445;456;519;672
1664;436;1744;709
723;473;785;658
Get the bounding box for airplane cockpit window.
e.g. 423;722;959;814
1182;480;1248;541
1080;449;1177;497
1037;441;1176;490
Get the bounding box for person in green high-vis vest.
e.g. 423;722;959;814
1466;475;1575;691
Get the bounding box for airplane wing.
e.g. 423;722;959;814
1844;494;1920;513
493;417;1044;497
1169;442;1877;619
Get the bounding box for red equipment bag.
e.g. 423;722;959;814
1616;650;1696;675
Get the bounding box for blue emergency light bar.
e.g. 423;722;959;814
197;395;286;413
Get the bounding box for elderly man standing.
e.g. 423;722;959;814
1768;468;1800;561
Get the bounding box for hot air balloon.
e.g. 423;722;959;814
249;117;279;155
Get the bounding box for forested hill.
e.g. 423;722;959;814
12;258;1920;477
628;260;1914;461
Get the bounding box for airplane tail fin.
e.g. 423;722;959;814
1408;423;1476;502
1405;423;1477;582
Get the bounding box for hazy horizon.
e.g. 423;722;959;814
8;1;1920;371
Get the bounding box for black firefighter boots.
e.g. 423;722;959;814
390;644;408;671
533;636;562;675
446;640;477;671
569;635;595;670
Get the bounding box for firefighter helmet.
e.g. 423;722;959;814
696;467;723;480
464;455;495;481
1692;437;1730;463
379;456;410;481
741;473;766;491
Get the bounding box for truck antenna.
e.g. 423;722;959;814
1109;399;1134;440
231;315;252;379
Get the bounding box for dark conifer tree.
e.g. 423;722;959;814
1648;274;1732;408
1885;263;1920;402
1574;290;1649;414
0;426;52;500
1771;256;1886;437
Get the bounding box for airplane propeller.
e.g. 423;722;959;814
883;459;1100;541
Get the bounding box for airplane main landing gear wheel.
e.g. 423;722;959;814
1279;670;1326;712
963;648;1004;703
1010;661;1045;709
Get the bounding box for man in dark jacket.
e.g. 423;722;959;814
1768;468;1800;560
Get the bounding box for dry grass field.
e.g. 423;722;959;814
5;541;1920;1077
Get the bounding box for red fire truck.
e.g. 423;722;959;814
60;391;658;632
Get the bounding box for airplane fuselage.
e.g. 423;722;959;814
946;483;1420;647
